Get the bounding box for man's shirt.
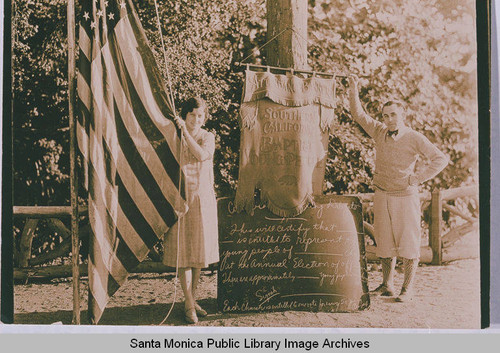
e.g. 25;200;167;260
349;99;449;194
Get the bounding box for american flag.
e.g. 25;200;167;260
76;0;187;324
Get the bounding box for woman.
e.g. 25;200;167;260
163;97;219;324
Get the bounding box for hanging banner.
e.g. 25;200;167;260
235;70;336;217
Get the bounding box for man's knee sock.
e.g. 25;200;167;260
402;258;419;290
380;257;396;288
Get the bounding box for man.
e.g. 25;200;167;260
347;75;448;302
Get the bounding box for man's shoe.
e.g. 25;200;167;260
395;288;413;302
381;288;395;297
371;283;395;296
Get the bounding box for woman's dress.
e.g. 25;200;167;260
162;129;219;268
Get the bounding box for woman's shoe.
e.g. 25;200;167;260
194;303;207;317
184;307;198;324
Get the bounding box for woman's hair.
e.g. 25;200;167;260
180;97;209;121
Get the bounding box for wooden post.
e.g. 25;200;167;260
266;0;308;69
13;205;88;218
2;0;15;324
430;189;443;265
68;0;80;325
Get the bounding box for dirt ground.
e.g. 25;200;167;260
13;233;481;329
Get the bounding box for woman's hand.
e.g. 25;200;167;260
174;115;187;132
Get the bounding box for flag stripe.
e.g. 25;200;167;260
78;56;92;90
113;112;177;228
126;8;179;126
77;97;91;135
79;25;92;62
88;185;140;290
88;214;114;291
87;73;172;251
88;162;117;246
101;135;116;184
106;273;121;299
77;73;92;111
88;133;151;258
109;21;185;195
115;200;152;260
101;133;169;242
77;123;89;163
100;43;185;213
115;174;160;249
113;229;141;273
88;241;110;309
88;130;150;267
88;276;107;318
88;194;145;284
108;75;179;226
89;197;125;282
114;17;181;160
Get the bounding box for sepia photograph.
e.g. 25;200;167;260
3;0;482;330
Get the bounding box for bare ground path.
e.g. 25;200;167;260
14;254;480;329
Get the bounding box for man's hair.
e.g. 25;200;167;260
382;100;405;111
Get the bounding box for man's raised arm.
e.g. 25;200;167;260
347;75;384;139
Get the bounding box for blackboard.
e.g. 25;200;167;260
217;195;370;313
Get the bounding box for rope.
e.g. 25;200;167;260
240;26;367;79
239;26;292;64
158;130;184;326
290;27;317;55
153;0;177;114
152;0;182;325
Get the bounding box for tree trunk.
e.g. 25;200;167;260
266;0;308;69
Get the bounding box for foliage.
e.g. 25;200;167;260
13;0;70;206
308;0;478;193
13;0;477;203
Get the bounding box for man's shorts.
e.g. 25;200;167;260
373;189;421;259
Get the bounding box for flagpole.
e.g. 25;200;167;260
68;0;80;325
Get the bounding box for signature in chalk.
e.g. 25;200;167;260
255;286;280;306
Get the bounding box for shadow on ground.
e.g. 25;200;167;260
13;298;263;326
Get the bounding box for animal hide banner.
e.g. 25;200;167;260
234;70;336;217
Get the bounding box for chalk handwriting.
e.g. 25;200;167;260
218;196;367;314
